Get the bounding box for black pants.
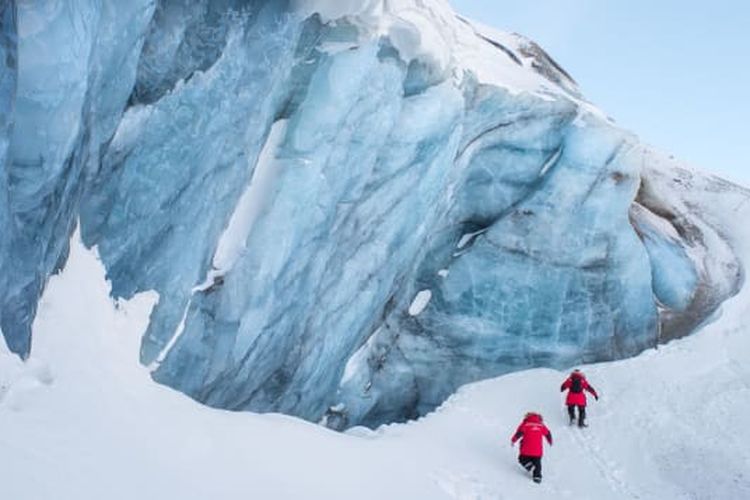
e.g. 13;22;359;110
518;455;542;480
568;404;586;426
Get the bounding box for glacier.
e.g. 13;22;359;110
0;0;746;428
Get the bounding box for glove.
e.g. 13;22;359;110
595;395;599;401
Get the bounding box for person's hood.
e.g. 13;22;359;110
524;413;543;424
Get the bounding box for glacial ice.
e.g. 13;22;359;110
1;0;155;355
0;1;15;347
1;0;746;427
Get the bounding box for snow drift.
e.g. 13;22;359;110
0;0;747;429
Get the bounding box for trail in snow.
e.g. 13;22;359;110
566;423;638;499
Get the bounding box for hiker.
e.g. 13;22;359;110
560;369;598;427
510;412;553;483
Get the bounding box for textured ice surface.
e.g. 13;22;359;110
0;1;16;346
1;0;747;426
1;0;155;355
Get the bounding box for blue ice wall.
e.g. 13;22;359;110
80;2;301;373
0;0;155;355
153;52;467;417
333;102;661;427
0;1;16;347
1;1;745;427
631;205;698;311
2;0;96;355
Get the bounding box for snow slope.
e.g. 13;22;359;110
1;164;749;499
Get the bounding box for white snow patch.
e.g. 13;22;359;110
456;233;473;249
538;146;562;178
212;120;288;274
341;331;378;385
408;289;432;316
148;303;189;371
437;269;449;278
456;228;487;249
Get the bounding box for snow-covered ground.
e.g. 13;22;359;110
2;172;750;500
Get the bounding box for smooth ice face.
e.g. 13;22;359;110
2;0;746;427
630;204;698;312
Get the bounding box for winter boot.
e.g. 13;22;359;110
567;405;576;425
577;406;587;427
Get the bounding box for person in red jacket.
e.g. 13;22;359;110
560;369;598;427
510;412;553;483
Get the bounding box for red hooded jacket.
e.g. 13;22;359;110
560;371;598;407
510;413;553;457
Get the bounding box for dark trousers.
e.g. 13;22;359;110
518;455;542;480
568;404;586;426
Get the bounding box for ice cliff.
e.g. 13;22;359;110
0;0;746;428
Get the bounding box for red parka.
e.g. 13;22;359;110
510;413;553;457
560;371;598;407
